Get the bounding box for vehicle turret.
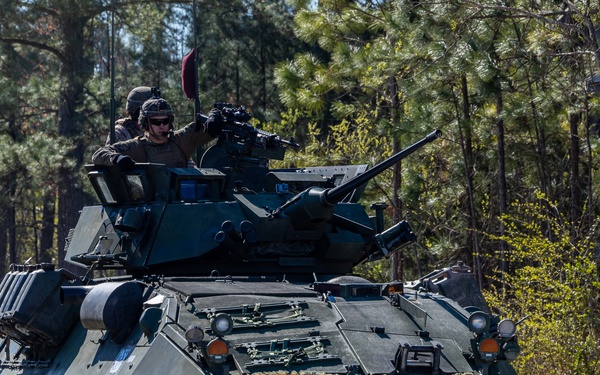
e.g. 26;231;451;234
64;124;439;278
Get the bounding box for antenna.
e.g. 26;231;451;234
193;0;201;162
193;0;200;115
108;0;116;144
181;0;202;161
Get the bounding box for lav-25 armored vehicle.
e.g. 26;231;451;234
0;106;520;374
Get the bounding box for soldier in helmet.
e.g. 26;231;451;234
92;95;223;168
106;86;153;145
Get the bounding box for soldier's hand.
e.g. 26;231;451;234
203;109;224;137
116;155;136;169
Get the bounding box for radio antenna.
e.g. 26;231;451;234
193;0;200;114
108;0;116;144
181;0;202;160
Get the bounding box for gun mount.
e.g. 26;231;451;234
198;104;300;198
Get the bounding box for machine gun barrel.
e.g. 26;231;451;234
324;129;441;204
196;112;300;149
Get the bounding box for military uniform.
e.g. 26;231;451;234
105;117;144;145
93;121;213;168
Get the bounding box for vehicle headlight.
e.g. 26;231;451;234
497;319;517;338
468;311;490;334
211;313;233;336
184;325;205;344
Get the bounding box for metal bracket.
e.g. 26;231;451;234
196;301;317;332
235;336;337;368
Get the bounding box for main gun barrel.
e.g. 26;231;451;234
272;129;441;226
324;129;442;204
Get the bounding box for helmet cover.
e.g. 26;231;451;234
125;86;153;117
139;98;175;130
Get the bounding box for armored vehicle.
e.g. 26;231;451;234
0;107;520;374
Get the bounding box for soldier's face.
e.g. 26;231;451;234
147;116;170;144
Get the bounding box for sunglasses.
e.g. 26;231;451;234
149;118;171;126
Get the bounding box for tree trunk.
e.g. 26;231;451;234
1;116;19;275
40;190;56;264
236;46;241;104
0;206;6;276
569;112;581;228
56;13;91;276
584;99;594;229
458;75;481;286
8;196;16;267
528;77;549;197
496;86;508;278
261;40;267;113
392;140;402;281
389;74;403;281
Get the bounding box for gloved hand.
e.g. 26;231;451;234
203;108;224;137
115;155;136;169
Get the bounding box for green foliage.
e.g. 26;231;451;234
353;259;391;283
270;108;394;170
0;132;71;266
195;0;304;120
484;194;600;374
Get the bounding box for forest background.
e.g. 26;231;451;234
1;0;599;373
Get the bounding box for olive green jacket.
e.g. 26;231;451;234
92;122;213;168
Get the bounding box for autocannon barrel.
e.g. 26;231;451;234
272;129;441;226
324;129;441;204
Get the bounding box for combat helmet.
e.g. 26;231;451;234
125;87;153;120
139;97;175;130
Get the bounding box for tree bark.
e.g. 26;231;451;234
40;190;56;264
389;74;403;281
569;112;582;228
496;85;508;278
56;12;92;275
0;206;6;276
458;75;481;286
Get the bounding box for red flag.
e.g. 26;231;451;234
182;48;196;99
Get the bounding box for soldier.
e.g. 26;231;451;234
92;96;223;168
106;86;153;145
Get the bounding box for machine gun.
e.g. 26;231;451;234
197;103;300;197
199;103;299;164
217;102;299;149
